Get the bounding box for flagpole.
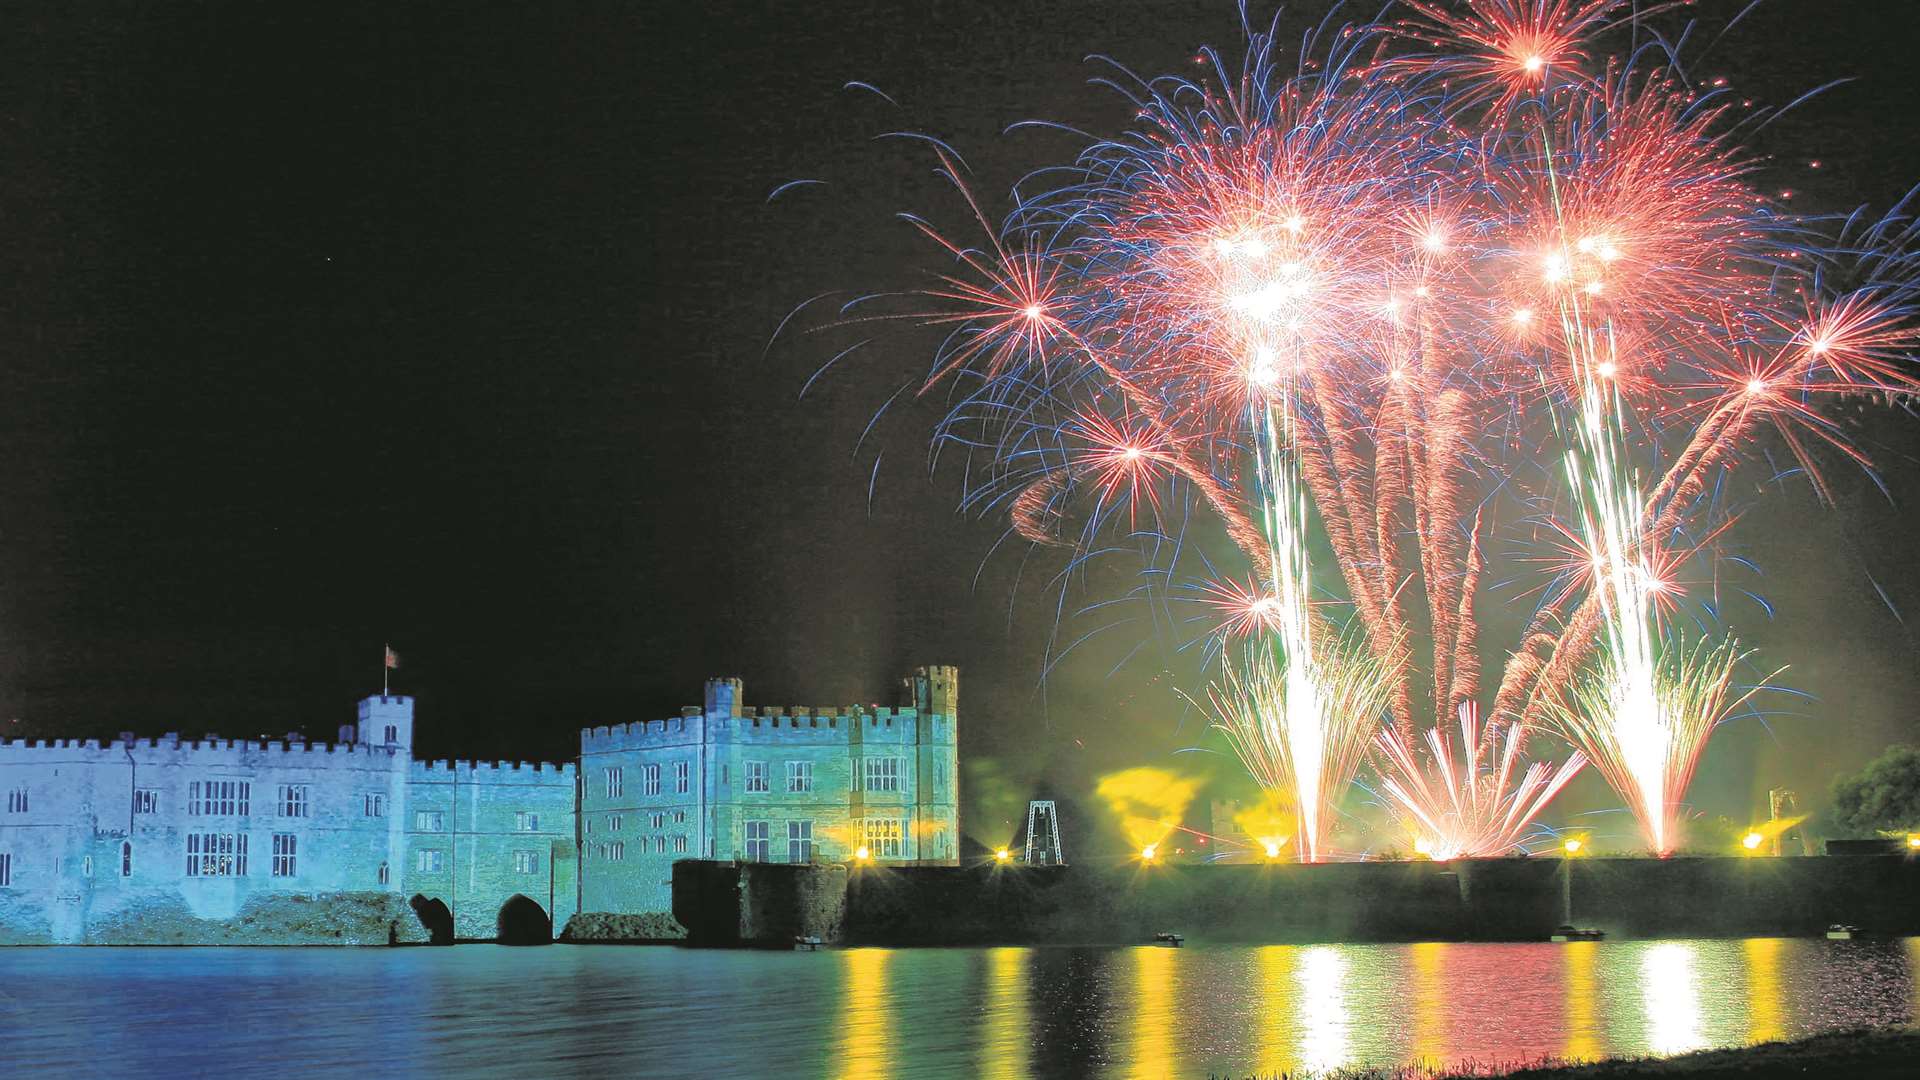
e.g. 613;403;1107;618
383;643;390;697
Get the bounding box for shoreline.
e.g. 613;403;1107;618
1222;1027;1920;1079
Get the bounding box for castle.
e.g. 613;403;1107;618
0;666;959;943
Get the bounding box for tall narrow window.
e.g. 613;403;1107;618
6;788;28;813
744;761;769;793
607;841;624;862
377;861;389;886
674;835;689;854
133;789;158;814
743;821;770;862
786;761;813;793
189;780;250;817
278;785;309;818
0;851;10;886
862;818;903;858
605;767;623;799
364;793;385;817
513;850;540;875
81;855;93;878
271;834;297;877
416;849;444;873
788;821;814;863
515;811;540;832
647;812;663;829
383;724;398;744
674;760;690;794
642;764;661;796
121;842;132;878
414;810;445;831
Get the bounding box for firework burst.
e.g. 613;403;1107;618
813;2;1920;856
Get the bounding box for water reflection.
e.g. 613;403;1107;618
1641;943;1705;1055
0;939;1914;1079
979;947;1028;1080
1124;946;1177;1080
836;948;894;1080
1745;938;1784;1043
1296;946;1350;1073
1562;941;1604;1062
1407;942;1449;1065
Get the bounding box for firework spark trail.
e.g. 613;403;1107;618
1373;701;1587;860
821;1;1920;859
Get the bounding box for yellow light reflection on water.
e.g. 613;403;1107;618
1910;937;1920;1025
1641;943;1704;1056
1297;946;1350;1074
1125;945;1178;1080
1744;938;1784;1044
1407;942;1449;1067
835;948;894;1080
1561;941;1603;1063
1251;945;1299;1076
980;947;1029;1080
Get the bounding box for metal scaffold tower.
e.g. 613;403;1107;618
1024;800;1064;866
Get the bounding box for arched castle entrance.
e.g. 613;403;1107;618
497;894;551;945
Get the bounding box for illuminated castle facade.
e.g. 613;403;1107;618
578;666;962;914
0;695;576;944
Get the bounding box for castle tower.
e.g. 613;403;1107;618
703;677;743;718
357;694;415;752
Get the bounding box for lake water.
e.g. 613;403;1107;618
2;939;1916;1078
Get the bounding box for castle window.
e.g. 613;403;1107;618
513;850;540;875
0;852;10;886
605;767;623;800
82;855;93;878
786;761;813;794
861;818;903;859
674;761;690;794
744;761;769;793
377;861;389;886
278;785;309;818
608;814;622;832
515;811;541;832
788;821;814;863
121;842;132;878
607;841;624;862
641;764;661;796
271;834;298;878
674;835;688;854
364;793;386;818
743;821;770;862
7;787;27;813
133;789;159;814
416;849;444;873
648;812;663;829
862;757;903;794
414;811;445;832
188;780;250;817
673;810;686;825
383;725;398;744
185;833;247;877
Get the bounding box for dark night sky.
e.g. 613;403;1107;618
4;2;1920;847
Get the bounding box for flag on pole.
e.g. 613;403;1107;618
385;645;400;670
383;645;399;696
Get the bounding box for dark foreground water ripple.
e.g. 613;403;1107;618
1;938;1915;1078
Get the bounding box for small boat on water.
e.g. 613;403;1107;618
1550;925;1605;942
794;936;825;951
1153;932;1185;947
1825;924;1861;940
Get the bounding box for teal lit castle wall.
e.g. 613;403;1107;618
0;695;576;944
578;666;960;916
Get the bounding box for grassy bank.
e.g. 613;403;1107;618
1223;1027;1920;1079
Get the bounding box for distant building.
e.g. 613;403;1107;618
578;666;961;914
0;695;576;944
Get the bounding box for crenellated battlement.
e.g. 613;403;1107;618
580;714;706;753
407;758;575;780
0;735;406;767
